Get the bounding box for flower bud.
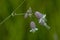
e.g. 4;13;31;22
35;11;43;19
30;21;38;32
24;7;32;18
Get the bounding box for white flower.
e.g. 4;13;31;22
24;7;32;18
35;11;50;30
30;21;38;32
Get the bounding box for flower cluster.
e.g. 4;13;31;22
24;7;50;33
24;7;32;18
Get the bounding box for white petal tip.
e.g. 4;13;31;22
29;28;38;32
42;14;46;18
30;30;32;32
29;30;35;33
35;28;38;30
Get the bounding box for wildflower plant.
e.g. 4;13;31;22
0;0;50;33
0;0;60;40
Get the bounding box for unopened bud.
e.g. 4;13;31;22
35;11;43;19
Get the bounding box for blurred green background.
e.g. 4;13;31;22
0;0;60;40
